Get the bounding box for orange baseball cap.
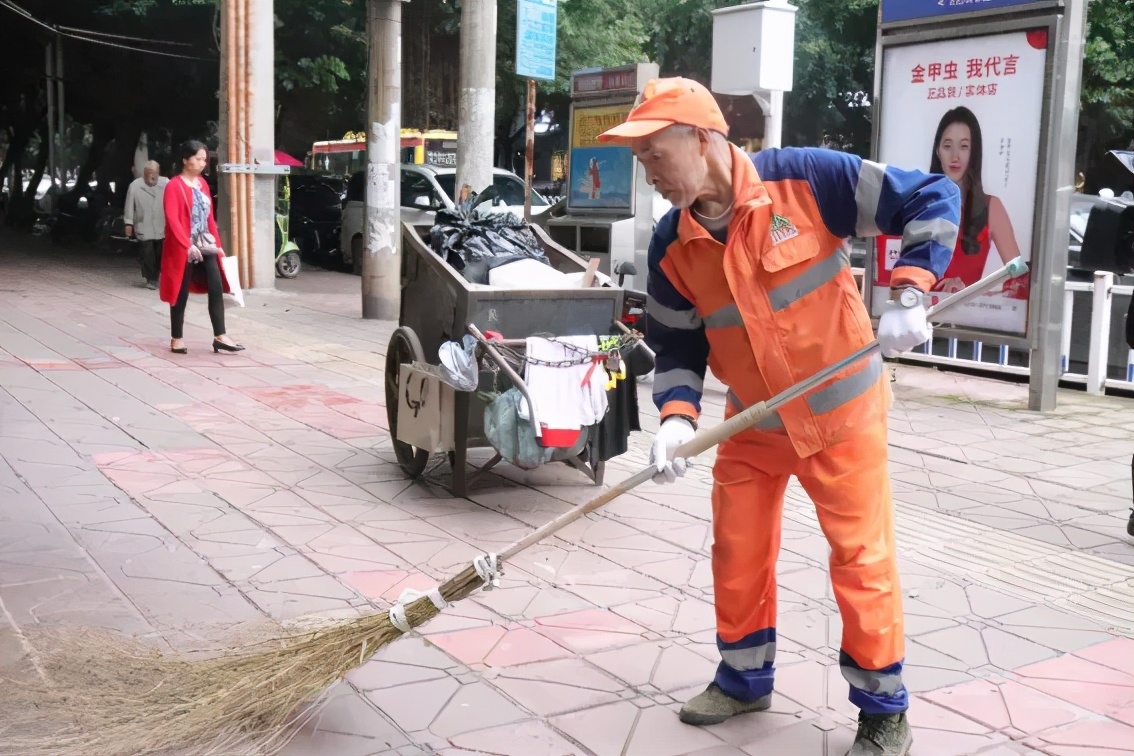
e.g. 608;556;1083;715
597;77;729;144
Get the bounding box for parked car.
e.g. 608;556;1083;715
338;164;552;272
289;173;347;269
1068;192;1109;270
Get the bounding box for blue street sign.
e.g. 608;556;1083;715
881;0;1046;24
516;0;558;81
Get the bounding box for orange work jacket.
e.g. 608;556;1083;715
646;145;960;457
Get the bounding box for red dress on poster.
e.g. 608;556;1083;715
929;217;1029;301
876;226;1029;304
588;158;601;200
932;221;990;294
876;104;1030;303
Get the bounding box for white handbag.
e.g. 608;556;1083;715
221;254;245;307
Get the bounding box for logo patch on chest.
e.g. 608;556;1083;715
769;214;800;245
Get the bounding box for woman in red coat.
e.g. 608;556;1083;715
161;140;244;354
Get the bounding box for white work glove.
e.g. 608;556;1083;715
650;416;696;484
877;289;931;358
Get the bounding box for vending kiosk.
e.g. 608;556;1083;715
544;63;660;292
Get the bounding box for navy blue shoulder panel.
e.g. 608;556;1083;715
649;206;682;268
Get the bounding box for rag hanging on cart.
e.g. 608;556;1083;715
520;336;609;448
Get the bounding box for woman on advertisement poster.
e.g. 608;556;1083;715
929;106;1028;299
581;156;602;200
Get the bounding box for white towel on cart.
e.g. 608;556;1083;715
520;336;609;447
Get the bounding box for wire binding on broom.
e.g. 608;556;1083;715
388;585;448;634
472;552;502;589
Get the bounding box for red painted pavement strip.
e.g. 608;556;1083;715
19;358;84;371
923;637;1134;752
240;384;385;439
72;356;128;370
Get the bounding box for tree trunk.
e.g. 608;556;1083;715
102;123;141;207
69;120;113;201
25;131;49;204
0;127;30;202
8;128;49;228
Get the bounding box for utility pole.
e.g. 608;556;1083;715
55;39;64;183
523;78;535;222
362;0;403;320
45;40;56;190
219;0;278;293
456;0;497;196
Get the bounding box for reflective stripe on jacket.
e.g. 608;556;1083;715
646;146;960;457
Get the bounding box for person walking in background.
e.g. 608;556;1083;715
124;160;169;290
161;140;243;355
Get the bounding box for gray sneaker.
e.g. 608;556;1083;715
846;712;912;756
678;683;772;726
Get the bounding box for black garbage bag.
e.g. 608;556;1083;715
429;207;551;284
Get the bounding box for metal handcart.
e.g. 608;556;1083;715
385;221;651;497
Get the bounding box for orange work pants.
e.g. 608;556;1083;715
709;420;908;715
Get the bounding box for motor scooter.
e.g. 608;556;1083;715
275;176;302;278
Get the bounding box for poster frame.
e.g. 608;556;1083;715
565;99;637;215
879;0;1060;28
868;0;1087;410
868;13;1059;351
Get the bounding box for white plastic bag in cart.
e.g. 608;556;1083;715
438;335;478;391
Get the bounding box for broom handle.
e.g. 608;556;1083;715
498;344;878;561
497;259;1029;562
922;255;1029;317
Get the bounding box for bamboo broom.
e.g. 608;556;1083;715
0;343;881;756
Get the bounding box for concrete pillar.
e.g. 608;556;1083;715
455;0;497;195
362;0;402;320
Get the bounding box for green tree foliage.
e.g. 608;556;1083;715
638;0;878;151
783;0;877;152
4;0;1132;194
492;0;649;156
1078;0;1134;185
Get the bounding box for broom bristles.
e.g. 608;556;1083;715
0;567;485;756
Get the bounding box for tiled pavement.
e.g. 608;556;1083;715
1;231;1133;755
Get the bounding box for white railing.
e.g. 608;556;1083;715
851;268;1134;395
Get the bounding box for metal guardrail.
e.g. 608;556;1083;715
850;267;1134;395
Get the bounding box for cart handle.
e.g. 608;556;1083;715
467;324;543;438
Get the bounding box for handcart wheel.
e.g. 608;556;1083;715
384;326;430;478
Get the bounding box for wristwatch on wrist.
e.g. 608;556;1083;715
890;286;925;309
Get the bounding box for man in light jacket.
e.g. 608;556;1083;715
124;161;169;290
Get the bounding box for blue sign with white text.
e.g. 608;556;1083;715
516;0;558;81
881;0;1047;24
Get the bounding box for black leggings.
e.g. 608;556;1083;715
170;260;226;339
